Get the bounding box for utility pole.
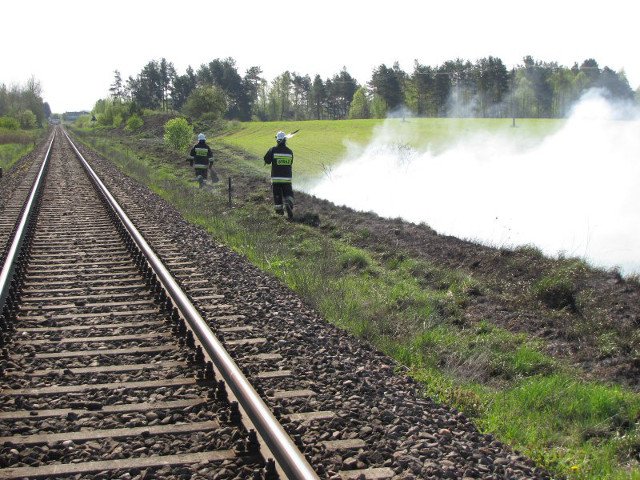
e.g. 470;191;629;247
511;68;516;128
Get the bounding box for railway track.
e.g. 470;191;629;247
0;128;550;479
0;130;316;479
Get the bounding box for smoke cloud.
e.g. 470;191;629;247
301;90;640;275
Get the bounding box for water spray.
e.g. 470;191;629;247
286;129;300;139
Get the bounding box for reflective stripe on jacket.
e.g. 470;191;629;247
190;141;213;167
264;144;293;182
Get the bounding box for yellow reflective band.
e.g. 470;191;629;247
274;153;292;166
195;148;208;156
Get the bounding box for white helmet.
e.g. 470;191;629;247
275;131;286;143
197;133;206;141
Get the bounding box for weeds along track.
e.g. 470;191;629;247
0;129;551;479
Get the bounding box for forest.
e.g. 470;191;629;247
105;55;638;124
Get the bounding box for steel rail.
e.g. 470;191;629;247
62;130;319;480
0;132;55;313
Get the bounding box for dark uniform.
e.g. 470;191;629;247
264;141;294;219
189;139;214;186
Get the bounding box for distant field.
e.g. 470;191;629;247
216;118;564;180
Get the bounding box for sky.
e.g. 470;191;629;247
2;0;639;113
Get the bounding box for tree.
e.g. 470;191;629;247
173;67;197;111
348;87;370;119
243;66;265;120
325;68;358;119
183;85;227;120
197;58;248;119
158;58;176;111
310;75;326;120
128;59;175;110
291;73;311;119
109;70;125;101
441;58;475;117
268;72;293;120
370;63;404;112
433;66;451;116
598;67;634;100
16;109;37;129
474;56;509;117
407;61;435;116
517;56;554;117
369;94;387;118
23;76;46;125
579;58;601;88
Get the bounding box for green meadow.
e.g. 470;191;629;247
218;118;564;181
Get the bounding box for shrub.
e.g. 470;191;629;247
163;117;193;152
93;98;130;128
16;110;37;129
126;114;144;131
183;85;227;120
0;116;19;130
112;113;123;128
74;115;92;129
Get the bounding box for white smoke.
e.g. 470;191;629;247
301;90;640;275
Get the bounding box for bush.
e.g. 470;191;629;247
183;85;227;120
126;114;144;131
16;110;37;129
0;117;19;130
74;115;92;129
93;98;130;128
163;117;193;152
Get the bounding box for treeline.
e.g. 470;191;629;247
105;55;637;123
0;78;50;129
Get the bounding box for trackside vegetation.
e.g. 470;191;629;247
68;116;640;479
0;128;42;172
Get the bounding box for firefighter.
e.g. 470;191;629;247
264;131;294;219
189;133;214;187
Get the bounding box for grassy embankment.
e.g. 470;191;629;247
72;117;639;480
0;129;40;173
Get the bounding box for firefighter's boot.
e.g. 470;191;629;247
285;196;294;220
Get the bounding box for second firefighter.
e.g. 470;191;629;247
189;133;215;187
264;131;294;219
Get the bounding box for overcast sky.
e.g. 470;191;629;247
2;0;638;113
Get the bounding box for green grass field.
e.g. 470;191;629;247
217;118;564;181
